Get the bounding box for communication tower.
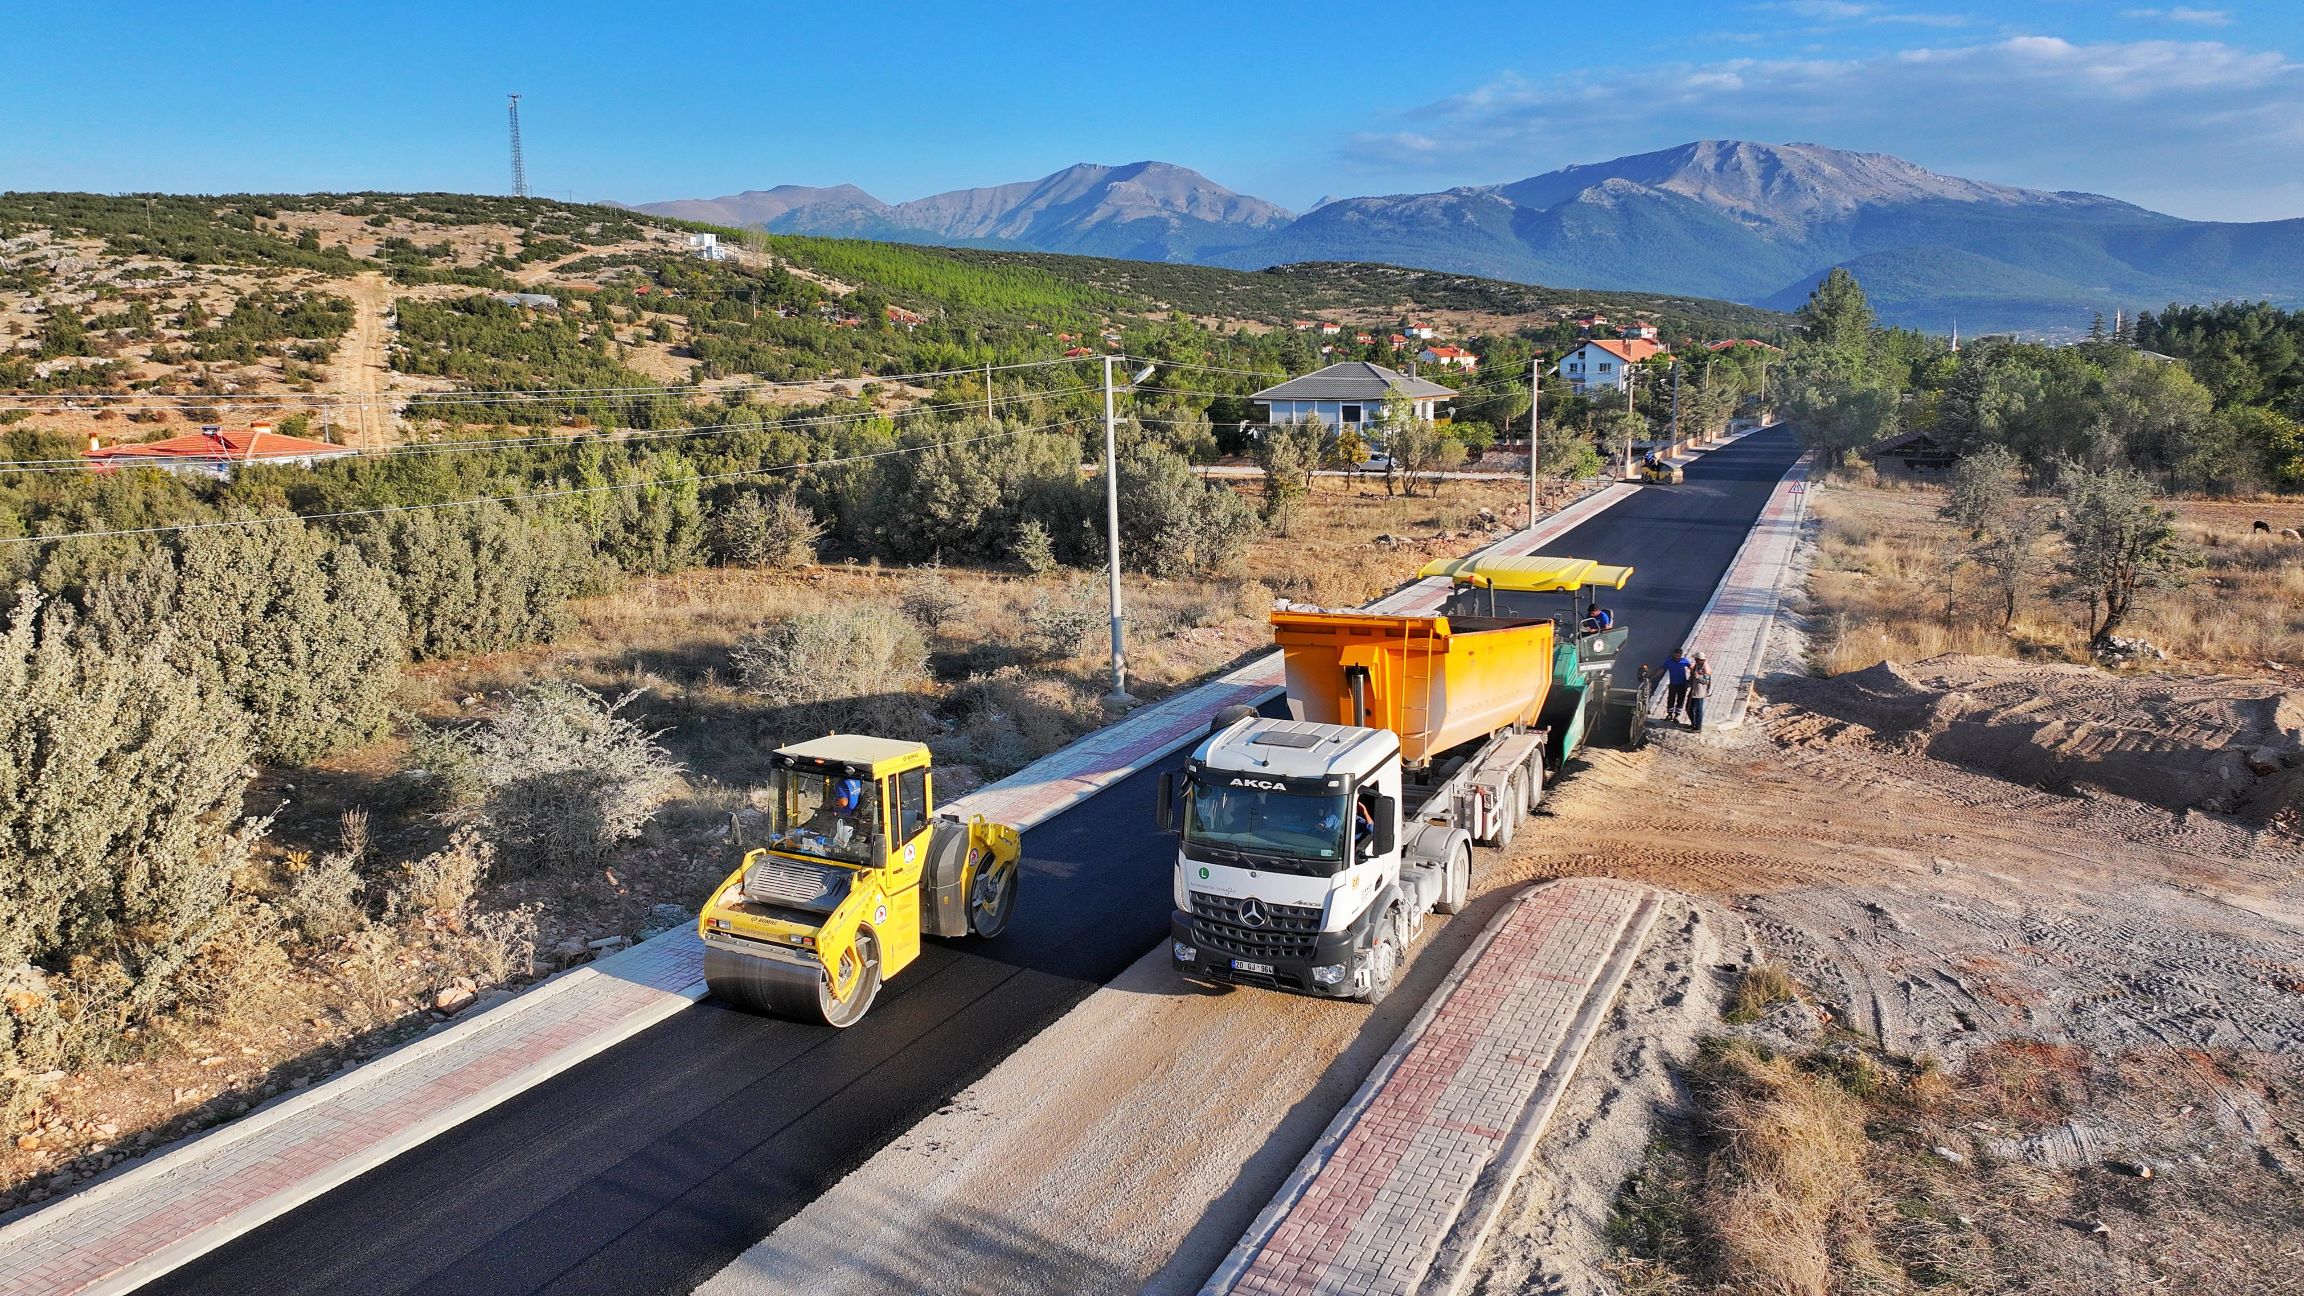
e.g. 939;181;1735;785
507;94;529;198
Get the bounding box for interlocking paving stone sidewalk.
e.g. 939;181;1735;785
1208;879;1660;1296
1665;449;1812;729
0;484;1645;1296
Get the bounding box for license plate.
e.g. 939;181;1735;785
1230;959;1274;975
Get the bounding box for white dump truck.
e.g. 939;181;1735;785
1161;555;1636;1003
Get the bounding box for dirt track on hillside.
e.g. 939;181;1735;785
323;272;394;446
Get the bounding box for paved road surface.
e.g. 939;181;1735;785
144;425;1801;1296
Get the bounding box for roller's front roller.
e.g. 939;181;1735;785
703;932;881;1029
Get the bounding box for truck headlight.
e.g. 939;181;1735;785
1311;963;1347;986
1172;941;1197;963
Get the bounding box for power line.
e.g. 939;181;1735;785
1;420;1083;549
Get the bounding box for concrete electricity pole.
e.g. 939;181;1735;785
1527;355;1541;526
1100;357;1154;706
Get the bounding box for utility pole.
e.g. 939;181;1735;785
1670;360;1681;451
984;361;994;425
507;94;529;198
1527;355;1541;526
1101;356;1133;706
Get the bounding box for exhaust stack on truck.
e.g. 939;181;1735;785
1161;556;1635;1004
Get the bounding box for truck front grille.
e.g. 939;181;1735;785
744;857;841;910
1189;892;1322;961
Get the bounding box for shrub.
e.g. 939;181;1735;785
733;604;929;724
1011;518;1060;576
457;905;539;984
1023;583;1104;662
0;588;260;1007
899;573;971;633
463;686;681;871
282;850;367;942
86;523;406;765
1106;443;1259;577
710;489;823;568
342;503;598;660
386;827;493;927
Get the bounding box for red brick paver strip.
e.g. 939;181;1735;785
1662;448;1812;729
0;486;1648;1296
1205;879;1662;1296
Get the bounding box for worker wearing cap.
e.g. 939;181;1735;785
1660;648;1694;723
1686;653;1714;731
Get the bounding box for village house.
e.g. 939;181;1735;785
1403;322;1436;340
1249;361;1454;431
1418;345;1478;371
1559;337;1665;394
1317;322;1341;336
83;422;356;480
1619;322;1658;340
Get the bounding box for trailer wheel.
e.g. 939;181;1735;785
1524;762;1545;815
1487;776;1518;849
1434;846;1471;915
1356;913;1401;1005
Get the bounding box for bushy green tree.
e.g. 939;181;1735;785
1797;268;1874;351
1253;419;1322;536
342;504;598;659
0;589;259;1005
1103;443;1257;577
87;523;405;764
710;488;823;568
2056;465;2195;646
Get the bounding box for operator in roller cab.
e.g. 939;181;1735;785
1164;719;1407;1002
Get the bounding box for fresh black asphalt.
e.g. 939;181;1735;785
144;424;1802;1296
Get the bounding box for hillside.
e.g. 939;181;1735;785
0;191;1786;447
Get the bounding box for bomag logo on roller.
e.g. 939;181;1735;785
1229;778;1289;790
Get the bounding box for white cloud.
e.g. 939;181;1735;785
1345;36;2304;220
2123;7;2233;25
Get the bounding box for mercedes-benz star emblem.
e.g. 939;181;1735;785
1239;899;1268;929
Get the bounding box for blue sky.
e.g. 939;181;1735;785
3;0;2299;220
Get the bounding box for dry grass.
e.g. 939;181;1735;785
1724;963;1799;1024
1611;1019;2304;1295
1808;475;2304;676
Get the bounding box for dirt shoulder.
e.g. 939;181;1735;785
1466;639;2303;1289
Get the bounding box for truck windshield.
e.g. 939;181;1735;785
766;767;875;865
1184;782;1349;865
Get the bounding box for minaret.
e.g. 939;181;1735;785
1949;320;1960;354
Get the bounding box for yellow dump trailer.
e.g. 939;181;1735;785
1271;610;1554;765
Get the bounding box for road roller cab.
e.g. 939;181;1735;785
698;735;1022;1027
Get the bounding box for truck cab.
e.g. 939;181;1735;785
1165;719;1440;1002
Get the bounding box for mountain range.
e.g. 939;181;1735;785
636;161;1291;263
634;141;2304;332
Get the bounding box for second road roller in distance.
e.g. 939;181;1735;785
697;734;1023;1027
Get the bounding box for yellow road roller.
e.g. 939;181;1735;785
698;734;1022;1027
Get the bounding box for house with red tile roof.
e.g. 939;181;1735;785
83;422;356;479
1417;345;1478;370
1559;338;1667;394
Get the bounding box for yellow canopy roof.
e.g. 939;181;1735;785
1417;555;1635;593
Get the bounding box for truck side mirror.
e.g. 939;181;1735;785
1369;795;1396;857
1157;772;1175;832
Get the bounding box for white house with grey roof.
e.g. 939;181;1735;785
1248;362;1454;430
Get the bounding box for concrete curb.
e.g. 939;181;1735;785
1199;881;1662;1296
0;478;1650;1296
1420;892;1664;1296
